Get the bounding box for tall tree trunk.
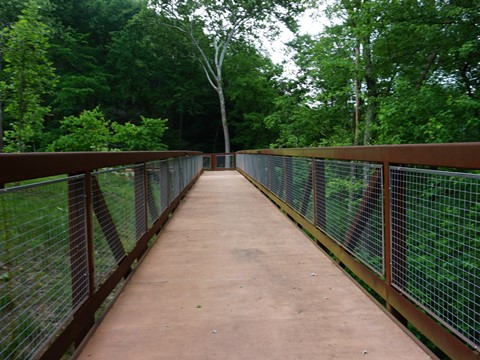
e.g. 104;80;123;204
218;85;230;153
217;81;231;167
416;52;437;90
362;34;376;145
354;42;361;146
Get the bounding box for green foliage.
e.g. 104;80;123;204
224;41;281;149
271;0;480;148
400;172;480;345
1;0;56;152
1;0;478;152
112;117;168;151
48;108;110;151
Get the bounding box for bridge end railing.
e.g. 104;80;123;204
203;153;236;171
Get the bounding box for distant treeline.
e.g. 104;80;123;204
0;0;478;153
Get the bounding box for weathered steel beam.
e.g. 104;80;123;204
238;143;480;169
0;151;201;184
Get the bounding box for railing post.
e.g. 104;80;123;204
68;175;89;309
285;156;293;205
134;164;147;240
212;154;217;171
84;172;95;297
160;161;169;210
146;166;159;224
383;162;408;325
315;159;327;230
300;162;313;218
390;168;407;291
268;156;273;191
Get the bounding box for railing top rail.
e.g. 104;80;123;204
204;152;236;156
237;142;480;169
0;151;202;184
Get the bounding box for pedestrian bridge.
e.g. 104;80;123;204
0;145;479;359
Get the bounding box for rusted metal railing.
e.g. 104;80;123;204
0;151;203;359
236;143;480;360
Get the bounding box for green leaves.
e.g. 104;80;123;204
48;108;110;152
1;0;56;152
48;108;169;152
112;117;168;151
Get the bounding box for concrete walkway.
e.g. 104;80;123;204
76;172;432;360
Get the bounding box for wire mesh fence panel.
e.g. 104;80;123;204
187;156;202;184
146;162;161;228
320;160;384;274
256;155;269;188
284;157;314;224
390;167;480;348
179;158;186;190
92;167;138;287
215;154;235;169
169;159;181;202
0;176;88;360
237;154;248;175
203;156;212;170
263;156;271;189
158;160;170;212
270;156;285;201
237;154;267;188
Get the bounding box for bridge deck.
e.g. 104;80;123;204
76;172;432;360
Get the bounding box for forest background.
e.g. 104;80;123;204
0;0;478;153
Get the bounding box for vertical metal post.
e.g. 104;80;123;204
282;157;287;201
268;156;273;191
390;168;407;291
71;172;95;348
134;164;147;240
300;163;313;218
212;154;217;171
160;161;169;210
285;156;293;206
312;159;317;227
146;166;159;223
68;175;89;309
84;172;95;297
167;160;172;205
315;159;327;230
383;162;393;288
383;163;408;325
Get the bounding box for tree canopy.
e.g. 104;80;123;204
0;0;478;152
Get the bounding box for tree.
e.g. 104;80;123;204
150;0;306;154
112;117;168;151
223;40;282;149
276;0;480;147
1;0;56;152
48;107;111;151
0;0;24;151
106;7;218;150
265;29;356;148
48;0;141;118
